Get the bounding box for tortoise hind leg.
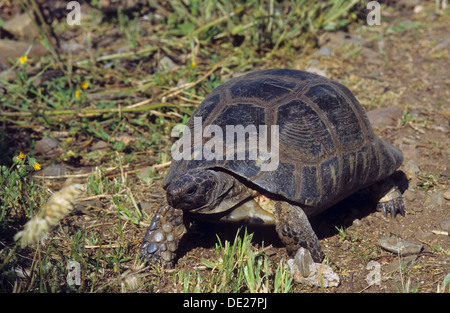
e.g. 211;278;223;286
140;203;188;268
274;201;324;262
371;177;405;218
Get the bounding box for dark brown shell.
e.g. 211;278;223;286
164;69;403;216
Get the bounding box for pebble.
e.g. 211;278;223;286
403;159;420;177
423;191;445;211
34;137;59;157
314;46;332;57
439;219;450;233
2;13;39;41
352;218;362;227
288;248;340;287
305;66;328;77
38;164;69;177
383;255;418;274
378;237;423;255
366;106;403;129
157;56;177;72
443;189;450;200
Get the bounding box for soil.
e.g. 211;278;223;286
1;2;449;293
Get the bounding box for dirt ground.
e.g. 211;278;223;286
1;2;449;293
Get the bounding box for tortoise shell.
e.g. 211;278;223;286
163;69;403;217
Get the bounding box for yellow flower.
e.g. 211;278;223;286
19;55;28;64
75;90;81;98
18;152;25;159
33;162;41;171
66;138;71;143
191;61;196;68
81;81;89;89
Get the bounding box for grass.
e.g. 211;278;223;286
5;1;448;294
176;228;293;293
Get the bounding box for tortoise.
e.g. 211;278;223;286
140;69;405;267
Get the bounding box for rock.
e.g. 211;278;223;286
314;46;332;57
157;56;177;72
403;159;421;179
318;31;369;48
305;66;328;77
2;13;40;41
415;231;435;242
366;106;403;129
34;137;60;157
0;39;48;69
352;218;362;227
90;140;108;151
423;191;445;211
443;189;450;200
439;219;450;233
378;237;423;255
399;143;419;160
383;255;418;275
287;248;340;287
38;164;69;177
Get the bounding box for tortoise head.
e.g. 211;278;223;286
166;170;233;212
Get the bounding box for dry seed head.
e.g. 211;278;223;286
14;184;85;248
121;273;142;292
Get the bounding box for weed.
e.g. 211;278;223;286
416;172;438;191
198;228;293;293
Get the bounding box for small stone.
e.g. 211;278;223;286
352;219;362;227
383;255;418;274
415;232;434;242
314;46;332;57
378;237;423;255
34;137;59;157
157;56;177;72
443;189;450;200
90;140;108;151
366;106;403;129
2;13;40;41
38;164;69;176
439;219;450;233
423;191;445;211
288;248;340;287
403;160;420;177
305;66;328;77
294;247;315;278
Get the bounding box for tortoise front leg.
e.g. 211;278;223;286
274;201;324;263
140;203;188;268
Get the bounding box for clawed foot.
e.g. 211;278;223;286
376;186;405;218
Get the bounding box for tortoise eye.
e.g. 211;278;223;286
186;185;198;196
